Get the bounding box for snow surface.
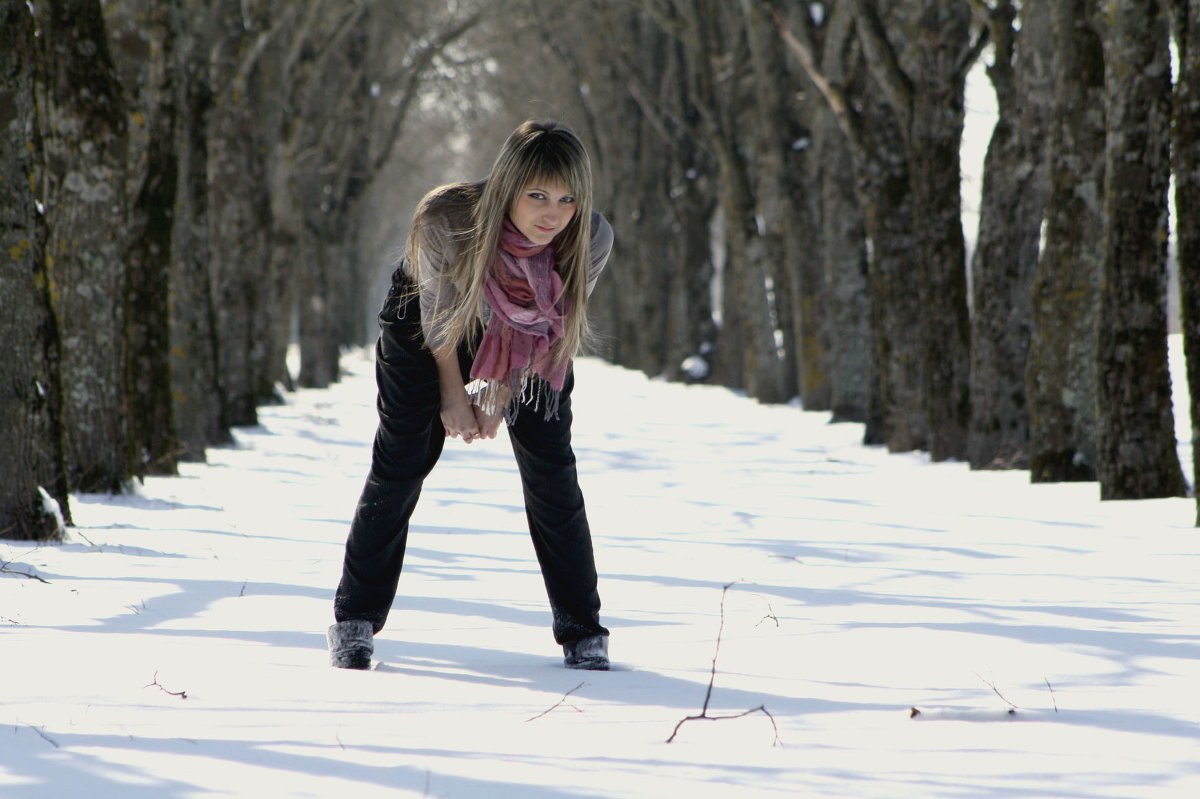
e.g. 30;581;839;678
3;340;1199;799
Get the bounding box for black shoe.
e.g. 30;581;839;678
327;619;374;669
563;635;609;670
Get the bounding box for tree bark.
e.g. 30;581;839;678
1026;0;1106;483
207;0;280;426
105;0;182;477
0;0;71;539
170;0;228;461
968;0;1053;470
1171;0;1200;520
853;0;974;461
1095;0;1186;499
36;0;134;492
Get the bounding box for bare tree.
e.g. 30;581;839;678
170;0;228;461
1026;0;1106;483
35;0;135;492
105;0;183;477
1094;0;1186;499
849;0;983;462
1172;0;1200;519
777;2;928;451
966;0;1053;470
0;0;71;539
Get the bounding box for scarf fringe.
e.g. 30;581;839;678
470;372;562;425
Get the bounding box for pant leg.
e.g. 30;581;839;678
334;280;443;633
507;370;609;644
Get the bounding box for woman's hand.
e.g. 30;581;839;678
433;348;481;443
441;394;481;442
472;402;505;440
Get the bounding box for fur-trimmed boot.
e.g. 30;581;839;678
563;634;609;670
327;619;374;669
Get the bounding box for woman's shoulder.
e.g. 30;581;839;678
589;210;613;259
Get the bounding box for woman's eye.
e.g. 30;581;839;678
561;196;576;204
529;192;545;200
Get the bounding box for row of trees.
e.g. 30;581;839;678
4;0;1200;541
546;0;1199;503
2;0;490;539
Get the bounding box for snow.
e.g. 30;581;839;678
3;340;1200;799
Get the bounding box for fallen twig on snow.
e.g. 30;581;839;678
667;582;781;746
145;671;188;699
0;557;50;584
526;681;588;722
26;724;60;748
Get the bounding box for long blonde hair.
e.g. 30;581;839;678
407;120;595;367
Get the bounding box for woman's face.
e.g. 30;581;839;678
509;178;577;246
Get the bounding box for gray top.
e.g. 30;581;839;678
405;203;614;351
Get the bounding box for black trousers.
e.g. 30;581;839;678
333;275;608;646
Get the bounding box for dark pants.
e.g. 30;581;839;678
333;275;608;646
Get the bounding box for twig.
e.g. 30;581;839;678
145;671;188;699
975;672;1019;711
0;559;50;584
526;682;588;722
28;725;60;748
756;603;779;628
666;582;782;746
1045;677;1059;713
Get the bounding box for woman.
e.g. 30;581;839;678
327;121;613;671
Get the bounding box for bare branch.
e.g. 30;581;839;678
974;672;1019;710
145;671;188;699
846;0;913;130
526;681;589;722
0;559;49;584
666;582;782;746
28;725;59;748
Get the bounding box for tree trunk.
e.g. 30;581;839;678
0;0;70;539
37;0;134;492
207;0;280;426
1095;0;1186;499
1171;0;1200;519
170;0;228;461
816;111;871;423
968;0;1053;470
855;0;974;461
105;0;182;477
742;0;816;406
1026;0;1106;483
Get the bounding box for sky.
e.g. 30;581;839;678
3;336;1199;799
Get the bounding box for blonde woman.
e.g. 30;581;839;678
328;121;613;671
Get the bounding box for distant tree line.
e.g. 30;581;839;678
3;0;1200;541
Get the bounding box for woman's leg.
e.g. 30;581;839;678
507;371;609;646
333;285;443;634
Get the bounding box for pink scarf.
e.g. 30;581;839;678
469;217;570;419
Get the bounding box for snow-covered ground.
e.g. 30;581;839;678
3;339;1199;799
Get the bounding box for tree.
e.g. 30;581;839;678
849;0;982;462
778;2;928;450
206;0;282;426
105;0;183;477
0;0;71;540
802;1;871;424
35;0;135;492
1026;0;1106;483
1094;0;1186;499
967;0;1053;470
170;0;228;461
1172;0;1200;520
741;0;821;407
